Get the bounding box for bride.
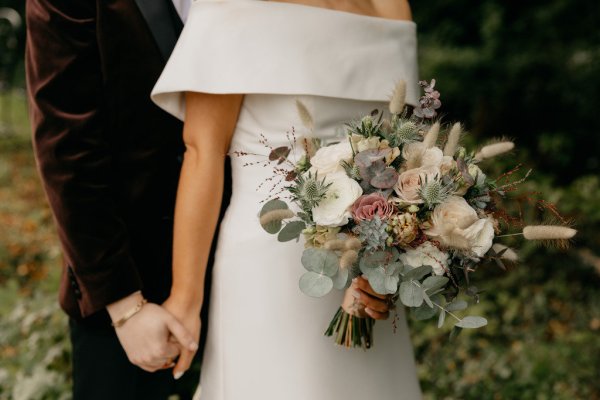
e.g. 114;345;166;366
152;0;422;398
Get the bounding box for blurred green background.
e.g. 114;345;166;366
0;0;599;399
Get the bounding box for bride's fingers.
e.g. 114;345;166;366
173;349;196;380
364;307;390;320
354;277;386;299
352;289;389;313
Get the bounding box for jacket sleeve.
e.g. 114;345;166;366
26;0;142;317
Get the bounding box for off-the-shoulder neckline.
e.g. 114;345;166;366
193;0;417;27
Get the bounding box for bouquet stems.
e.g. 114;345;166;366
324;307;375;349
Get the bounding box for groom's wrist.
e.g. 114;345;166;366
106;290;145;322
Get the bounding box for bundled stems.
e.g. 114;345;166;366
325;307;375;349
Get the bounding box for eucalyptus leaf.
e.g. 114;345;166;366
359;250;388;273
449;326;462;341
301;248;339;277
299;272;333;297
422;276;449;293
277;221;306;242
332;267;349;290
437;309;446;328
259;199;289;216
455;316;488;329
446;299;468;312
259;199;289;234
422;289;434;308
403;265;432;281
413;303;438;320
399;281;424;307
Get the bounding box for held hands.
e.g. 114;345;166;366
162;296;202;380
107;291;198;374
343;276;393;320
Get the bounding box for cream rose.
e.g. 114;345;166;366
312;171;363;227
399;241;449;276
425;196;494;257
394;165;440;204
309;141;353;175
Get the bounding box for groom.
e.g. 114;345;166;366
26;0;222;398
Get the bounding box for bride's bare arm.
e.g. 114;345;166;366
164;92;243;378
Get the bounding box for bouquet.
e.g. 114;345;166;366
237;79;576;349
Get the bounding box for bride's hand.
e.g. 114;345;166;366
344;276;392;320
162;297;202;380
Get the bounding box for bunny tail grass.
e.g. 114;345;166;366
259;209;295;226
324;307;374;349
295;99;314;131
443;122;462;156
475;141;515;160
523;225;577;240
389;80;407;115
423;122;440;149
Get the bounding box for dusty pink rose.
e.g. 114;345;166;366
351;193;394;221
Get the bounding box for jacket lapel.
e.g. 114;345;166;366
134;0;183;61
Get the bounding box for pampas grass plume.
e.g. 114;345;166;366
423;122;440;149
523;225;577;240
443;122;462;156
476;141;514;160
389;80;407;115
259;209;295;226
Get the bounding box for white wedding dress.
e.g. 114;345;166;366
152;1;422;399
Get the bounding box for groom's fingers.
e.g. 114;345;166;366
173;349;195;379
165;314;199;353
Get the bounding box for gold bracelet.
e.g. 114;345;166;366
111;298;148;328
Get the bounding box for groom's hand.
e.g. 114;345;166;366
107;291;198;372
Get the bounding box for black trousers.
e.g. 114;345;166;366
69;318;199;400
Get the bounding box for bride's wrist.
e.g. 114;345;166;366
166;291;203;314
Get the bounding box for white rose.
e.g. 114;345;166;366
462;218;495;257
400;241;449;276
402;142;444;168
394;165;440;204
312;171;363;227
309;141;353;175
425;196;494;257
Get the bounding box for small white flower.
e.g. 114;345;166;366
400;241;449;276
309;141;353;175
312;171;363;227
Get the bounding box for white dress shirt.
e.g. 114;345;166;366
171;0;192;22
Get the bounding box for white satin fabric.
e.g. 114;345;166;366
153;1;422;399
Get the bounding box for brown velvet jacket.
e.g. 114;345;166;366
26;0;191;324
